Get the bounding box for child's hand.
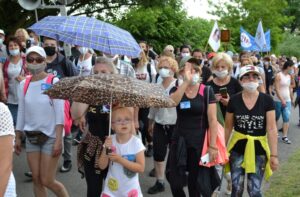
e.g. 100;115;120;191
104;136;112;149
108;153;123;163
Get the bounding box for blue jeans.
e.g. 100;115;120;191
230;151;266;197
275;101;291;123
7;104;18;126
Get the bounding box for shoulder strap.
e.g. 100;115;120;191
46;74;55;84
92;55;96;66
147;62;152;83
61;56;68;77
199;84;205;96
75;57;79;66
24;75;33;96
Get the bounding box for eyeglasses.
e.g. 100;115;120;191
112;118;132;125
242;73;259;80
26;56;45;64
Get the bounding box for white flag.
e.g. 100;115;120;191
255;21;267;50
208;21;221;52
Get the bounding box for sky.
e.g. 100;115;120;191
183;0;219;20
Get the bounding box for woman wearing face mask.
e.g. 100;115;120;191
168;57;219;196
15;46;69;197
225;65;279;197
0;36;28;126
74;46;95;76
208;53;242;117
274;60;294;144
71;57;117;197
147;56;178;194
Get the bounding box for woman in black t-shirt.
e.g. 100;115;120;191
225;65;279;197
207;52;242;118
71;57;116;197
169;57;219;196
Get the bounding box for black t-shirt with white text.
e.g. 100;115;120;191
227;92;275;155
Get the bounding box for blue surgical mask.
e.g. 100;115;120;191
288;69;294;75
191;73;200;85
0;38;3;45
9;49;20;56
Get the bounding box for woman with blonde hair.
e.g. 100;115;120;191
15;28;30;50
132;50;157;157
147;56;178;194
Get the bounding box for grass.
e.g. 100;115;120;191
264;149;300;197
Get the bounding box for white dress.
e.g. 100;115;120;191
101;135;145;197
0;103;17;197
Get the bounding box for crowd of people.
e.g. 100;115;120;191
3;26;300;197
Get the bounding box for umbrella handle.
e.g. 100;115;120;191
108;95;112;136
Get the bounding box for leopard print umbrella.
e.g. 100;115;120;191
45;74;175;108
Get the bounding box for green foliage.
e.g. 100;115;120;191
278;33;300;58
284;0;300;33
0;0;170;35
112;5;213;53
210;0;291;52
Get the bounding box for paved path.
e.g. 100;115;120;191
13;108;300;197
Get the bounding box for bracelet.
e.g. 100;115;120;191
270;155;278;158
209;146;218;151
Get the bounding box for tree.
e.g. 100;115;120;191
112;2;213;52
284;0;300;33
210;0;291;52
0;0;169;35
278;33;300;57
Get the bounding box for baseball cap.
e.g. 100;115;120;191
239;65;261;79
26;46;46;58
179;56;200;69
0;29;5;35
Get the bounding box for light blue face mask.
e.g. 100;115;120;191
191;73;200;85
0;38;3;45
9;49;20;56
288;69;294;75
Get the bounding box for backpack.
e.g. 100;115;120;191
146;62;159;83
23;74;72;135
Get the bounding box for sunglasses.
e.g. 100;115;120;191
26;56;45;64
242;73;259;80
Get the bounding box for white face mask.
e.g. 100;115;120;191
264;62;269;66
213;70;228;78
9;49;20;56
181;52;190;57
242;82;259;92
79;47;89;55
191;73;200;85
159;68;172;78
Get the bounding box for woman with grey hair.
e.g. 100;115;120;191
71;57;117;197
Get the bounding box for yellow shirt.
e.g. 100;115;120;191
225;131;272;180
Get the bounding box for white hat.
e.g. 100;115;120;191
26;46;46;58
239;65;261;79
0;29;5;35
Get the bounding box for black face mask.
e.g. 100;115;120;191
44;46;56;56
198;59;203;65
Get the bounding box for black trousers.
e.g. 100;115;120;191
138;108;152;145
170;148;201;197
84;159;106;197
